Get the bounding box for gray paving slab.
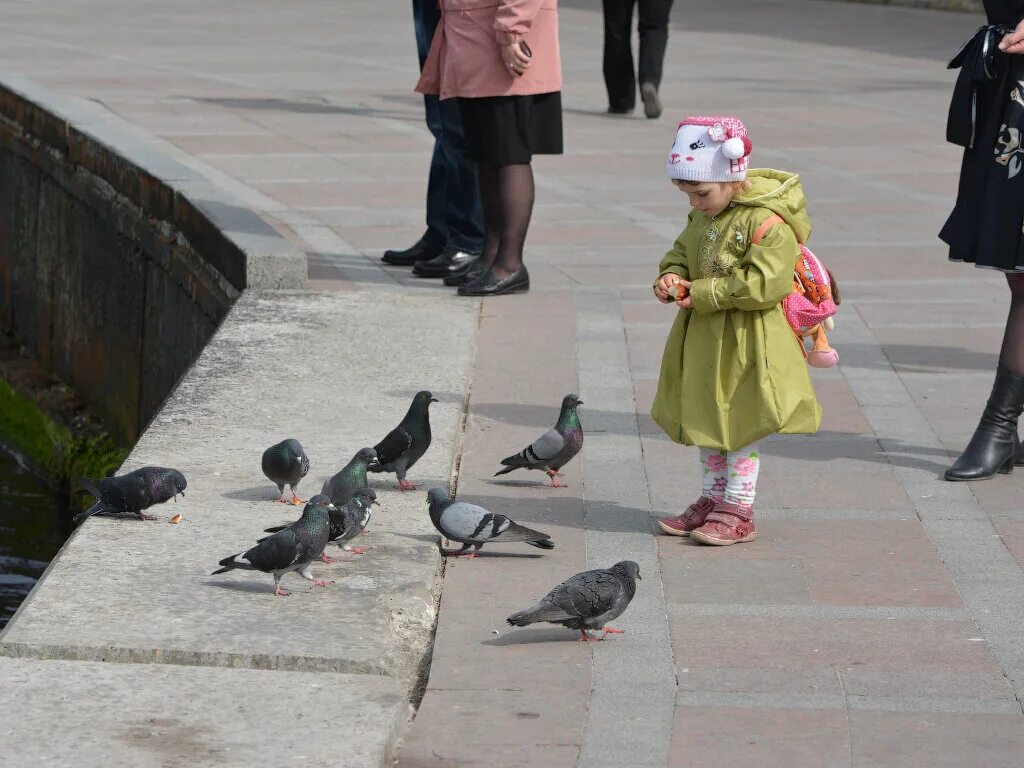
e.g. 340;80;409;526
0;657;407;768
2;290;477;684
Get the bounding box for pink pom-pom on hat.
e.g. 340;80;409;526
666;116;752;182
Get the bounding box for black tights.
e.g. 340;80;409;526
477;162;535;277
1000;273;1024;376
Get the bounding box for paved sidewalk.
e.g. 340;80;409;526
1;0;1024;766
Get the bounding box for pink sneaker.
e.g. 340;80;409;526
656;496;715;537
690;501;756;546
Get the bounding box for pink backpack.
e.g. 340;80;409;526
752;215;840;368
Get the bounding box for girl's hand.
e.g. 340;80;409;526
501;41;531;76
1000;19;1024;54
656;274;691;305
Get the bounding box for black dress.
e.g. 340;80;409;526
457;92;563;167
941;1;1024;272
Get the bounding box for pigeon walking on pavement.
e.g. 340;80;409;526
74;467;187;522
212;494;334;596
262;439;310;505
426;487;554;558
494;394;584;488
265;487;378;562
368;390;437;491
506;560;640;641
322;447;377;505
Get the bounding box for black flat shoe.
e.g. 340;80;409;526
413;247;480;278
382;237;443;266
457;266;529;296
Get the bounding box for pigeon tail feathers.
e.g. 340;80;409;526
76;476;103;500
72;501;114;523
525;538;555;550
211;553;254;575
507;602;573;626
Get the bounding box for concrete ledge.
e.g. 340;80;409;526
0;657;408;767
0;72;305;290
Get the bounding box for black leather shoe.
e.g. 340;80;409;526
382;237;442;266
413;247;481;278
457;266;529;296
945;367;1024;481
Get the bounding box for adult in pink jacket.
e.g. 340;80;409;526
417;0;563;296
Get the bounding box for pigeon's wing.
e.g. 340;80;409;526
549;571;620;619
373;426;413;467
438;501;508;542
501;428;564;469
243;528;304;572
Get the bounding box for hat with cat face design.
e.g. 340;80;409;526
666;116;752;182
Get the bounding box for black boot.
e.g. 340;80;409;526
945;367;1024;481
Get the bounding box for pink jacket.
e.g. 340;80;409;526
416;0;562;100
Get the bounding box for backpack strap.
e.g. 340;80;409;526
751;214;785;245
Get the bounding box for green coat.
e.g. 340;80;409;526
651;169;822;451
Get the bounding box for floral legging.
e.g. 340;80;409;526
700;443;760;510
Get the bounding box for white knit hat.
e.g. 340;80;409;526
666;116;752;182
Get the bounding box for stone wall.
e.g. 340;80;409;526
0;76;304;444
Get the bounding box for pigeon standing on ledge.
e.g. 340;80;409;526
213;494;334;596
494;394;584;488
266;487;378;562
262;439;310;505
506;561;640;641
322;447;377;505
74;467;187;522
369;390;437;491
426;487;554;558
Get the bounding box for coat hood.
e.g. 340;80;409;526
733;169;811;244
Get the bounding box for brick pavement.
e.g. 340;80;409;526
2;0;1023;765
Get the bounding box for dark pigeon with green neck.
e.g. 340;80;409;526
368;390;437;491
265;487;378;562
74;467;187;523
213;494;334;597
322;447;376;505
494;394;584;488
261;439;310;505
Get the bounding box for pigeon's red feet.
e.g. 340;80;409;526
312;578;333;588
546;477;568;488
397;480;420;491
441;548;476;558
578;630;602;642
547;470;566;478
274;586;291;597
137;512;157;521
344;546;369;555
275;495;289;504
600;627;625;638
320;553;337;564
290;495;304;506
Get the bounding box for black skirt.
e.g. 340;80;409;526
941;3;1024;272
458;92;563;166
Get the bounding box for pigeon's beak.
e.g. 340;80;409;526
637;572;642;580
430;397;439;403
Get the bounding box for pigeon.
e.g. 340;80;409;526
506;560;641;642
494;394;584;488
265;487;378;563
262;439;310;505
322;447;377;505
426;486;554;558
368;390;437;491
212;494;334;596
74;467;187;523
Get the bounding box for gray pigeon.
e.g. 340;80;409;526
506;560;640;641
426;487;554;558
74;467;187;523
262;439;310;505
368;390;437;491
265;487;378;563
212;494;333;596
494;394;584;488
322;447;377;505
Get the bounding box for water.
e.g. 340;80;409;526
0;451;71;630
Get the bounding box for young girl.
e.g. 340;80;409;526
652;116;821;545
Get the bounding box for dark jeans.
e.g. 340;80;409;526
413;0;484;253
601;0;674;112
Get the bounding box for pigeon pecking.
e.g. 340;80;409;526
369;390;437;491
494;394;584;488
74;467;187;523
506;560;640;641
426;487;554;558
262;439;310;505
322;447;377;505
265;487;378;562
213;494;334;596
